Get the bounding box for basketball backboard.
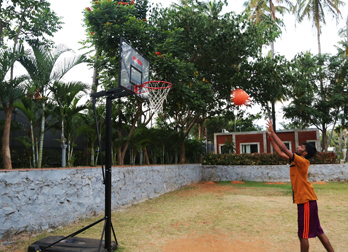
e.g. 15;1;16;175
118;37;150;96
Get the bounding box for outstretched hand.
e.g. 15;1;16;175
266;130;272;139
266;118;274;133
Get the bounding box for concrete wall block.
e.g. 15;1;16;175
2;163;345;240
201;164;348;183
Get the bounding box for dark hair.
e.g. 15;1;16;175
303;143;317;159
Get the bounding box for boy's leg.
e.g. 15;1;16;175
300;238;309;252
317;233;334;252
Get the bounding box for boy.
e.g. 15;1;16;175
266;119;334;252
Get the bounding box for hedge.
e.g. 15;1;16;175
202;152;338;165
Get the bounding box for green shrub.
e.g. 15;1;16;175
203;152;338;165
310;152;339;164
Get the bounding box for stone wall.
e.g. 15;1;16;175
201;164;348;182
0;164;202;240
2;163;347;240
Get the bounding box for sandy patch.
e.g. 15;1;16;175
313;181;328;185
231;181;245;184
161;233;272;252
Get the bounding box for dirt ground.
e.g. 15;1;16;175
159;181;334;252
1;180;337;252
161;181;292;252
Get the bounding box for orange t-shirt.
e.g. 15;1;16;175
289;153;318;204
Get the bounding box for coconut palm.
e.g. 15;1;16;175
335;15;348;58
13;93;38;168
244;0;292;57
243;0;292;131
0;45;27;169
18;42;86;168
79;103;106;166
198;0;227;20
294;0;345;55
171;0;196;8
48;81;88;167
244;0;270;24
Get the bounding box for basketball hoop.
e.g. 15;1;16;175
135;81;172;113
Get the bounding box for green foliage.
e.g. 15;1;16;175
310;152;339;164
83;0;281;163
221;136;236;154
284;52;348;150
139;127;181;164
234;54;293;113
184;138;205;163
83;0;152;90
336;151;343;161
0;0;62;46
203;152;338;165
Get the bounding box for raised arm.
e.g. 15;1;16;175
267;131;289;161
266;119;293;160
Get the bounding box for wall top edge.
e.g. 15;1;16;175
0;163;202;172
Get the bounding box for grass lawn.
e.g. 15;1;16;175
2;181;348;252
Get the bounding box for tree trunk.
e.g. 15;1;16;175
339;128;343;152
2;103;14;169
179;139;185;164
30;120;37;168
91;145;95;166
35;138;39;166
317;27;321;55
271;99;276;132
61;119;66;167
38;103;45;168
117;128;123;165
0;4;3;44
198;122;202;139
269;1;277;131
143;147;150;165
327;120;337;152
90;50;100;101
322;127;327;152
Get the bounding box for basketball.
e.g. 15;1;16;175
230;88;250;106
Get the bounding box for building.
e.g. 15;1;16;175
214;129;320;154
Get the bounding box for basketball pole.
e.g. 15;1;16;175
103;88;132;251
105;95;112;252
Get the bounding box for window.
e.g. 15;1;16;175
271;141;291;153
284;141;291;151
241;143;259;153
220;144;235;154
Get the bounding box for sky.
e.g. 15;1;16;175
48;0;348;129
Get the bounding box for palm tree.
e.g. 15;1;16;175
79;103;106;166
171;0;196;8
48;81;88;167
19;42;86;168
294;0;345;55
336;15;348;58
244;0;269;23
243;0;292;131
14;94;38;168
0;45;27;169
198;0;227;20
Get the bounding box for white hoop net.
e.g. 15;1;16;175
137;81;172;113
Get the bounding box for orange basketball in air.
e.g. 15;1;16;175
230;88;250;106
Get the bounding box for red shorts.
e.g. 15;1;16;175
297;201;324;239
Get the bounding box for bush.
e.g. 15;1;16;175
0;148;90;169
203;152;338;165
310;152;339;164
